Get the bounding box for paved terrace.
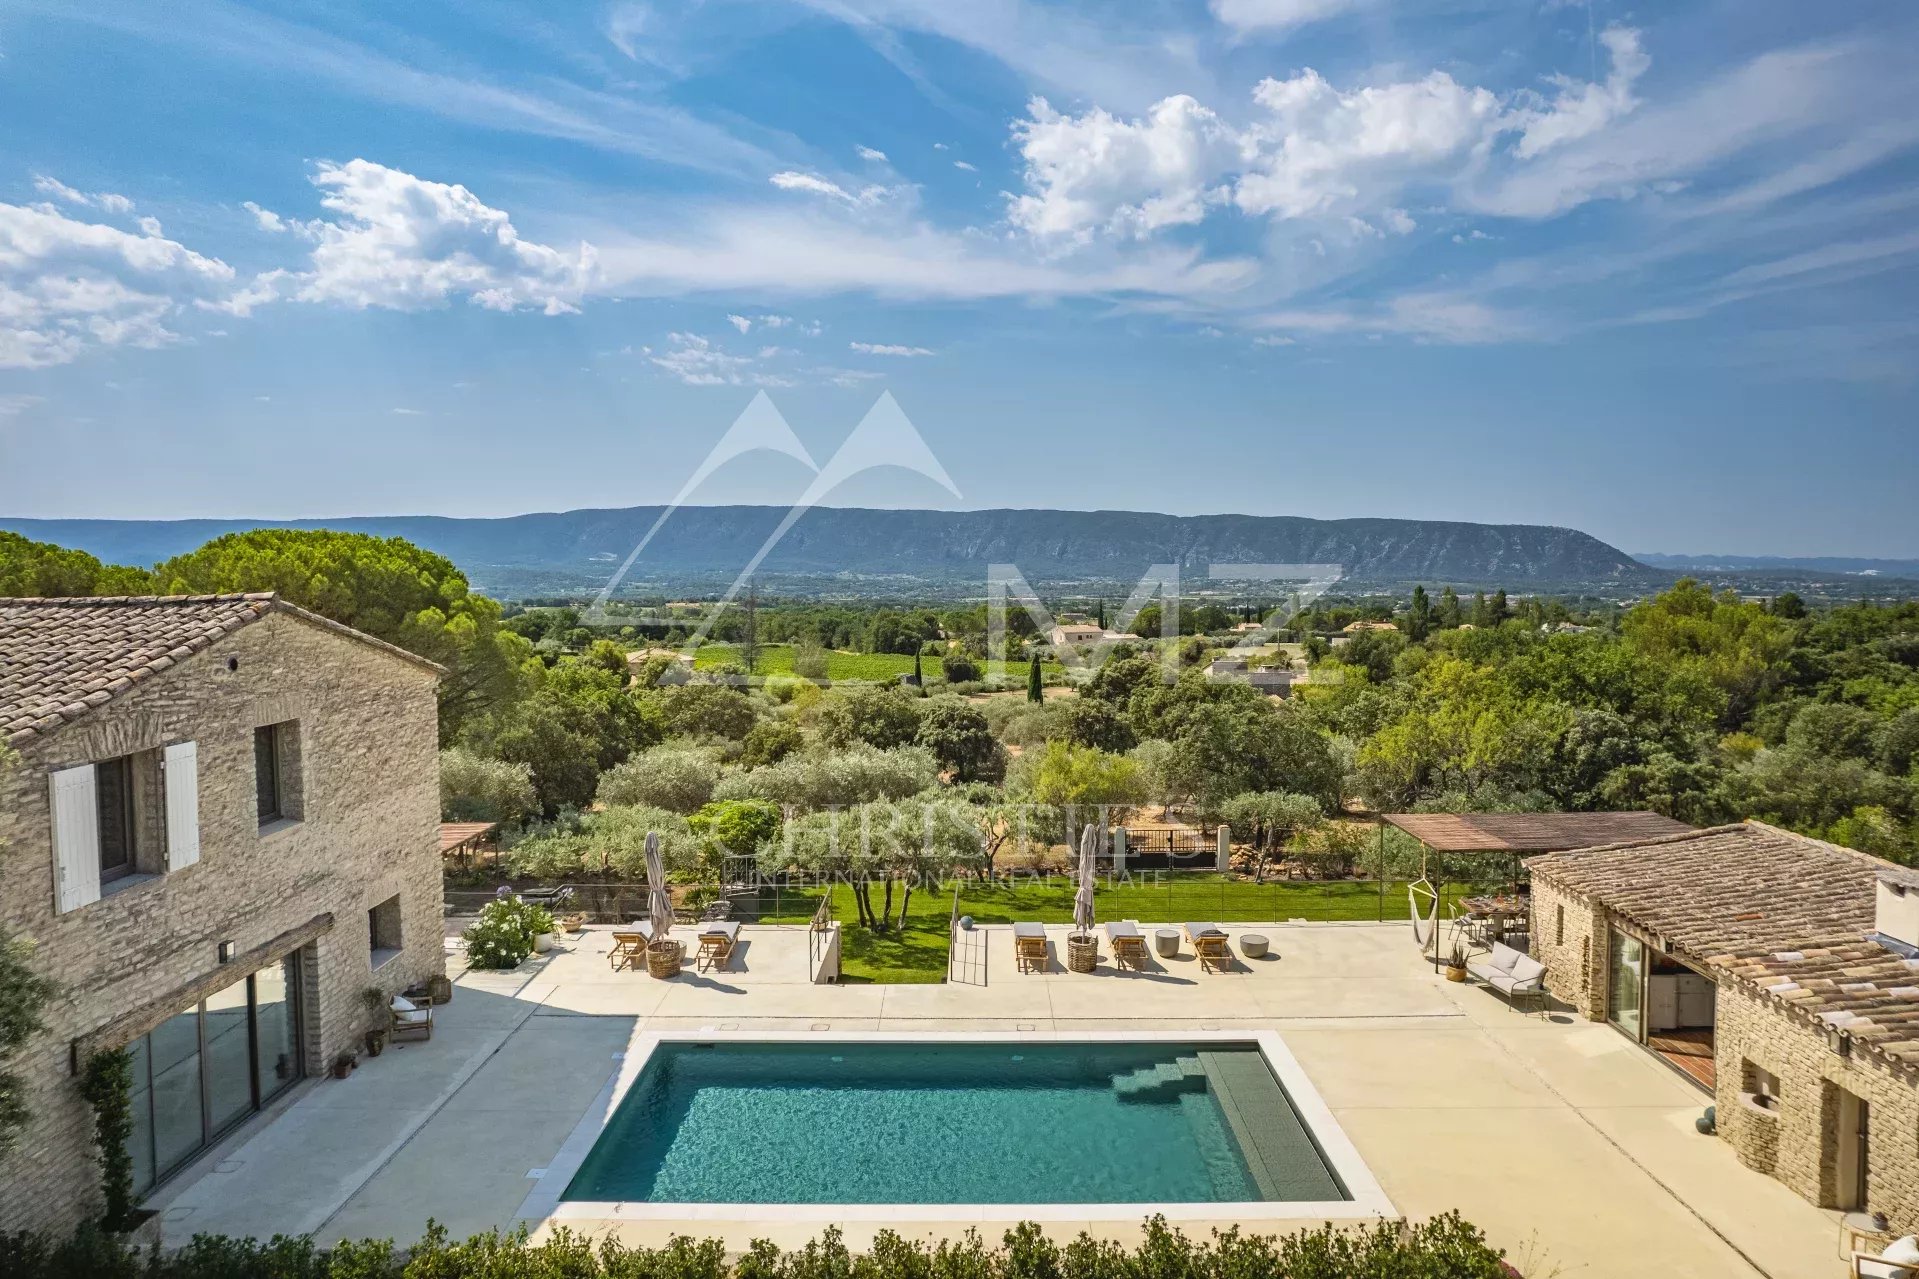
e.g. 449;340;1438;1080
156;923;1842;1279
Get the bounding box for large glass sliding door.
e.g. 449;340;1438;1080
1606;929;1647;1042
127;955;303;1197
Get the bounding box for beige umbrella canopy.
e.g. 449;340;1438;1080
1073;825;1097;938
646;831;672;944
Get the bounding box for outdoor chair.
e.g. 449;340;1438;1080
1014;922;1049;973
1195;932;1233;973
1184;923;1224;945
1465;942;1547;1012
698;920;741;972
1105;920;1148;972
1853;1237;1919;1278
388;994;433;1042
610;928;650;971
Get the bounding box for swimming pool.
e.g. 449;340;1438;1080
530;1032;1392;1222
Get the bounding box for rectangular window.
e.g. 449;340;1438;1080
254;726;283;824
1745;1061;1781;1109
369;894;403;969
95;756;136;882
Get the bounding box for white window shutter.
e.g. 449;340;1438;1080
164;741;201;871
50;764;101;914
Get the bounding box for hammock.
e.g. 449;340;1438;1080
1408;878;1440;955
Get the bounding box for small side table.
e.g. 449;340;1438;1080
1241;934;1270;960
1154;929;1181;959
1839;1212;1895;1263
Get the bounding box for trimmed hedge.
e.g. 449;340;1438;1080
0;1215;1515;1279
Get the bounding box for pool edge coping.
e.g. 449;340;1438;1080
515;1029;1398;1228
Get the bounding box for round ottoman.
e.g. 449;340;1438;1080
1154;928;1182;958
1240;934;1270;960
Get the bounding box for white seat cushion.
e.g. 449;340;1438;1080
395;1008;429;1025
1857;1260;1910;1279
1884;1237;1919;1264
1488;944;1523;974
391;995;416;1013
1509;955;1547;985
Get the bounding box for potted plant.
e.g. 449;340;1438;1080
330;1051;358;1080
1066;932;1099;973
525;903;558;953
362;987;390;1057
1444;940;1470;983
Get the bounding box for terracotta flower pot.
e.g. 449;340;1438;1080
1445;965;1468;983
647;939;683;979
1067;934;1099;973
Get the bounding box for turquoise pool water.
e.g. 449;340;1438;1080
562;1040;1347;1204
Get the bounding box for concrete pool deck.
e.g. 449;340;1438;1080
152;922;1845;1279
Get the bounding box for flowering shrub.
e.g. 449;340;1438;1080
460;897;543;970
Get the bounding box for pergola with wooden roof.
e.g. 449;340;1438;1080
1381;810;1692;897
439;821;501;866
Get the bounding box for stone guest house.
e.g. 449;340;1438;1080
0;595;444;1234
1528;822;1919;1236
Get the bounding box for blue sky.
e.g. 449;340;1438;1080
1;0;1916;556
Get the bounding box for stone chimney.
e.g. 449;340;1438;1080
1873;869;1919;956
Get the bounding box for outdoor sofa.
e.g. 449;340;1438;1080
1466;941;1547;1011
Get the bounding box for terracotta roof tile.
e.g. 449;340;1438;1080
0;593;441;747
1532;821;1919;1074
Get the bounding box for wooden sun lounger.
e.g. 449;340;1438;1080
697;920;741;972
1195;932;1233;973
1013;922;1049;973
609;927;651;971
1185;923;1224;943
1105;920;1148;972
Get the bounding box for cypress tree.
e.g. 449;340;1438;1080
1408;585;1431;642
1027;653;1043;703
913;650;925;694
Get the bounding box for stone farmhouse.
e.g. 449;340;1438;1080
0;594;444;1235
1529;822;1919;1235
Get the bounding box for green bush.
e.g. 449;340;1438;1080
459;898;544;970
0;1214;1513;1279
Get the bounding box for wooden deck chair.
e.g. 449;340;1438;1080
388;994;433;1042
1105;921;1148;972
697;921;740;972
1195;932;1233;973
609;930;649;971
1013;922;1049;973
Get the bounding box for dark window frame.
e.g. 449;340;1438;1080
95;755;137;882
254;725;283;825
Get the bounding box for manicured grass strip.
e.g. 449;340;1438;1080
754;876;1454;982
693;644;1065;683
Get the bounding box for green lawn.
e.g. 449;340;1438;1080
693;643;1064;684
754;875;1444;982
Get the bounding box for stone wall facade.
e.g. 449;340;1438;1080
1526;873;1608;1022
1715;983;1919;1233
0;611;443;1235
1530;868;1919;1232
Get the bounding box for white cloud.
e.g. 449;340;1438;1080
279;159;595;314
1512;27;1649;159
849;341;934;356
1254;292;1530;344
0;393;44;417
1004;27;1669;240
243;201;290;233
856;145;888;162
643;331;795;387
726;313;752;333
932;142;949;151
391;406;426;415
0;197;236;368
953;160;977;172
32;175;137;215
1009;94;1242;240
1210;0;1359;36
769;170;894;206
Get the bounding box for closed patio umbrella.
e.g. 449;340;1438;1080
646;831;673;946
1073;825;1097;938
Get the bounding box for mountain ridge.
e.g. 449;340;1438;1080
0;505;1659;595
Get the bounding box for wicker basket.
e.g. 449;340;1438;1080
1066;934;1099;974
646;939;683;979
